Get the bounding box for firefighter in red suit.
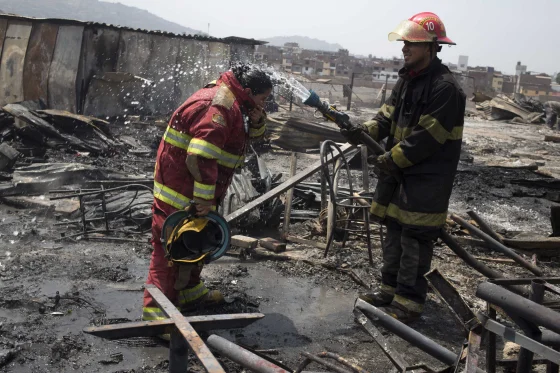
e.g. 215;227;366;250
142;65;273;321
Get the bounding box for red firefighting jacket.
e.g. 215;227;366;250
153;71;266;217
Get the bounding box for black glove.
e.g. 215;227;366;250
369;152;402;180
340;123;366;146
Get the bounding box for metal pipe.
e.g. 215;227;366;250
489;278;560;286
353;309;408;372
206;335;289;373
440;230;527;296
476;282;560;335
486;304;497;373
450;214;543;276
542;331;560;347
517;280;546;373
440;230;504;279
466;210;503;243
355;299;457;365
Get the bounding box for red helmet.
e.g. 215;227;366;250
389;12;455;45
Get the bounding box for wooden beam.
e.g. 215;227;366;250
226;144;355;224
545;135;560;143
231;235;258;249
146;285;225;373
259;237;287;253
282;152;298;237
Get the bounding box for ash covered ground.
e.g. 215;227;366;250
0;113;559;372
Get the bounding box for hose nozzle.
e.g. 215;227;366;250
303;90;351;129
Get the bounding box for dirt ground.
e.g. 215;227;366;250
1;114;559;373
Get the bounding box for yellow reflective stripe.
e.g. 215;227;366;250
153;181;191;210
386;203;447;227
370;200;388;218
418;115;449;144
393;294;424;313
394;126;413;141
449;126;463;140
390;144;414;168
193;181;216;200
363;120;379;141
249;125;266;138
178;282;209;305
381;283;396;295
379;104;394;119
393;123;463;143
142;307;167;321
187;138;244;169
188;138;223;159
163;126;193;150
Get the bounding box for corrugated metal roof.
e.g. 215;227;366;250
0;12;266;45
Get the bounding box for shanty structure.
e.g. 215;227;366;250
0;13;265;116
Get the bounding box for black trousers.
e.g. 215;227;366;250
381;220;439;307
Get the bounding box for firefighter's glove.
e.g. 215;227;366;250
192;197;212;217
340;123;366;146
369;152;401;180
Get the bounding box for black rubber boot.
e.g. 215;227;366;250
358;290;394;307
378;302;422;324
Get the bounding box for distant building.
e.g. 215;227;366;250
492;73;504;93
254;45;283;70
458;55;468;72
468;66;495;94
515;61;527;93
518;73;552;97
501;75;516;94
371;58;402;83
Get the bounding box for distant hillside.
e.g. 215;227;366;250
264;36;344;52
0;0;202;35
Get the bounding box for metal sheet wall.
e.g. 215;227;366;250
47;25;84;112
0;21;32;106
79;26;121;112
206;42;230;82
22;22;59;102
0;20;8;59
174;39;207;108
142;34;181;114
0;15;256;116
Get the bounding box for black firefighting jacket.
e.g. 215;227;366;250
365;58;466;229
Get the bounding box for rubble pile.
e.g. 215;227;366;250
473;93;546;124
0;100;559;373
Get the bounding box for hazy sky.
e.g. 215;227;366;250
104;0;557;76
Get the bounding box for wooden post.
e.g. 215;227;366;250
320;168;328;212
282;152;298;237
347;72;355;110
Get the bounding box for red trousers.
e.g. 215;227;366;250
142;213;204;320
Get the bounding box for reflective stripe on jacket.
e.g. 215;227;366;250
364;58;466;228
153;71;265;215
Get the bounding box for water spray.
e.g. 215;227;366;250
303;90;386;155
